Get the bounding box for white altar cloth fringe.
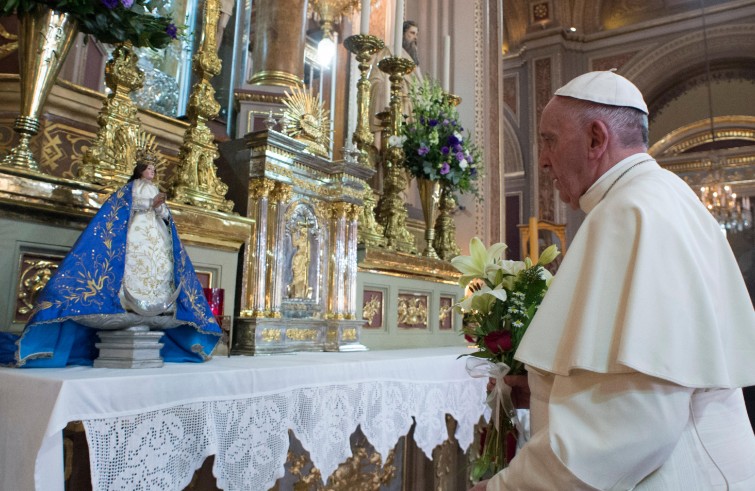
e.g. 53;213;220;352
0;347;487;491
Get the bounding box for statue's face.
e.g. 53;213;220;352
142;164;156;181
404;25;418;46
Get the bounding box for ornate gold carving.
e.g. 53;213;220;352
330;201;350;218
347;203;362;222
358;247;461;283
79;43;144;186
270;182;293;203
2;7;79;172
15;256;61;322
249;178;276;199
362;295;381;325
341;328;357;341
285;446;396;490
287;328;318;341
397;294;428;328
433;185;461;261
0;23;18;60
167;0;233;213
282;85;331;158
261;328;282;342
358;187;385;248
374;56;417;254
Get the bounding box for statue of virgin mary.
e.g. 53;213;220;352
10;150;222;367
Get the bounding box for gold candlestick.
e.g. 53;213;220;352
343;34;384;167
344;34;385;248
374;55;416;254
168;0;233;213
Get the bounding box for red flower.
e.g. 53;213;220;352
483;331;513;354
464;333;476;343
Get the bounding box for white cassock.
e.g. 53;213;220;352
122;178;174;306
487;153;755;490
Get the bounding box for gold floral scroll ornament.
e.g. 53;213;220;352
281;85;331;158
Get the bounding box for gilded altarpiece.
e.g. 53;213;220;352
230;129;371;355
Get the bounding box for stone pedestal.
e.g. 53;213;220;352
94;326;165;368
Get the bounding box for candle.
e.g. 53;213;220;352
393;0;404;56
360;0;370;35
528;216;539;263
442;35;451;90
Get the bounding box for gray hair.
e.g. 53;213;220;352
562;97;649;148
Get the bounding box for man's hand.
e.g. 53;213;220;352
469;479;488;491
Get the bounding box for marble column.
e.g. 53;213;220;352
248;0;308;87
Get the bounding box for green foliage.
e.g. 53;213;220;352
0;0;179;49
401;77;483;196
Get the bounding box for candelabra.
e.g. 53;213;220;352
344;33;385;248
375;56;416;254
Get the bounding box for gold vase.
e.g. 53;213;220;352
1;5;78;172
417;177;441;258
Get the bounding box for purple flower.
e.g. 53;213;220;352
418;144;430;156
441;146;450;155
456;151;465;162
466;153;473;163
470;167;477;176
429;119;438;127
454;144;463;153
120;0;134;7
101;0;119;8
440;162;451;175
166;23;178;39
447;134;460;146
443;119;450;125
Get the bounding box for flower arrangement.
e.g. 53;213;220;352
1;0;179;49
401;78;483;195
451;237;559;479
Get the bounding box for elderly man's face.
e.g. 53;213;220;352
538;98;593;209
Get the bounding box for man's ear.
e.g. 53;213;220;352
587;120;609;160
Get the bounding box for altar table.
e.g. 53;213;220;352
0;347;487;490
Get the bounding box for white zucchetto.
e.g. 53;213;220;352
554;70;649;114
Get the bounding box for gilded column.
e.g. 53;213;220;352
248;178;276;317
248;0;307;87
267;182;292;318
345;204;361;319
328;202;349;319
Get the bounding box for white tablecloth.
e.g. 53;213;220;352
0;347;487;491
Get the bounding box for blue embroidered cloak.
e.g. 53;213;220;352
11;181;221;367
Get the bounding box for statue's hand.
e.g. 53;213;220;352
152;193;166;208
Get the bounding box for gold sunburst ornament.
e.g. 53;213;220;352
281;85;331;158
116;130;168;187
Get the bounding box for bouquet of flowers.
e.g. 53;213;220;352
0;0;179;49
451;237;559;479
401;78;483;196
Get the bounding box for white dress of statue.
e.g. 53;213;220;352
122;176;175;307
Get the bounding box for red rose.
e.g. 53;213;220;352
464;333;476;343
483;330;513;354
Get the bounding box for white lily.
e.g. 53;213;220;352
451;237;507;286
538;244;560;266
456;283;508;314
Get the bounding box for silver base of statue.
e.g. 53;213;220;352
94;325;165;369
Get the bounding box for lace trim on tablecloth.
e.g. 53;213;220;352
83;378;486;490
